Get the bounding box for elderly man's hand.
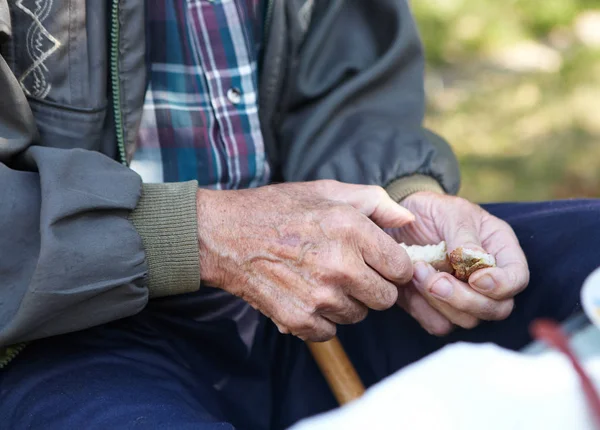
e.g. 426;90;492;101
196;180;415;342
388;192;530;336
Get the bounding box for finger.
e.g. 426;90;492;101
412;262;479;329
353;215;414;285
361;187;415;228
323;181;415;228
272;311;337;342
415;262;515;321
345;263;400;311
442;203;486;253
262;283;338;341
297;315;338;342
420;290;480;330
469;264;529;300
318;294;369;325
397;284;454;336
470;216;530;299
271;317;291;335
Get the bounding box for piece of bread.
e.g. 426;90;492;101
401;241;495;281
400;242;453;273
448;247;496;281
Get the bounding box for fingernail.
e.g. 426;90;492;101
473;275;495;291
431;278;453;299
413;261;433;284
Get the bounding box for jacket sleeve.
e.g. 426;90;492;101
276;0;460;200
0;9;199;347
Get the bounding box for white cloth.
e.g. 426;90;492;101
290;342;600;430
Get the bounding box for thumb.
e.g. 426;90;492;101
368;191;415;228
443;209;485;254
324;182;415;228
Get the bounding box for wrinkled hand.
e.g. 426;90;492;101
196;180;415;341
388;192;530;336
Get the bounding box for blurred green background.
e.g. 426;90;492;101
412;0;600;202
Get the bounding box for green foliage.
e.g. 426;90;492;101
515;0;599;37
413;0;599;64
412;1;600;202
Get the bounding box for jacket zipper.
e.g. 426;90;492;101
0;343;27;369
111;0;127;166
263;0;274;42
259;0;280;168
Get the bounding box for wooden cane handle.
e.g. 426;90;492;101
307;336;365;405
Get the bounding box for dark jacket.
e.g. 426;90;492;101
0;0;460;363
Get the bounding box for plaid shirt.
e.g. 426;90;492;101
131;0;270;189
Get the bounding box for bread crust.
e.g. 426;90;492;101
448;248;496;282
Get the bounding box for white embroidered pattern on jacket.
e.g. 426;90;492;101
15;0;61;98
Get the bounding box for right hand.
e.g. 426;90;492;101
196;180;415;341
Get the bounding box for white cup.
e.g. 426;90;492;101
580;266;600;329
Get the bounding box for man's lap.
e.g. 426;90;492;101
1;199;598;429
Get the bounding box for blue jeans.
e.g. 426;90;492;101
1;200;599;429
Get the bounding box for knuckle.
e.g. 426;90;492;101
495;300;515;321
312;325;337;342
489;290;510;302
389;253;413;284
318;179;339;189
299;316;337;342
334;263;355;283
312;253;341;279
327;206;357;232
278;325;290;335
297;316;320;335
476;300;500;320
371;283;398;310
310;268;329;288
331;313;354;325
316;260;353;287
356;305;369;323
523;267;531;288
311;288;339;311
429;320;455;337
453;196;469;205
454;218;474;234
477;298;512;321
457;316;480;330
445;195;469;211
368;185;388;200
455;196;478;212
383;285;400;307
496;217;512;232
282;313;303;333
515;263;531;291
347;304;369;324
313;179;341;196
281;310;315;336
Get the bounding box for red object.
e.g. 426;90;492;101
530;319;600;428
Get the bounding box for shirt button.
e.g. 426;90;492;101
227;87;242;105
